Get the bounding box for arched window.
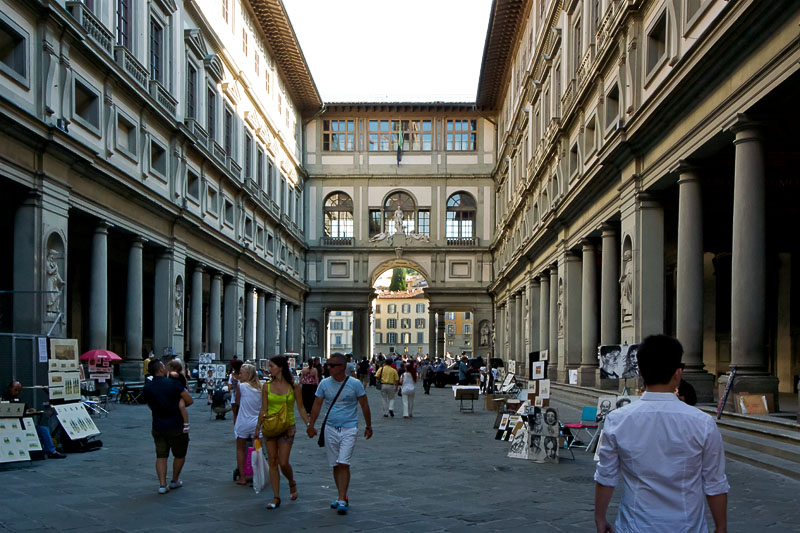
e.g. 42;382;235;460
382;191;419;235
446;192;476;240
324;192;353;238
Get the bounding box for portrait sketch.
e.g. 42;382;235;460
543;407;559;437
544;436;559;463
596;395;617;423
529;433;546;463
598;344;640;379
508;423;529;460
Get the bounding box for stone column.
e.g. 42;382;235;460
516;290;525;368
223;277;236;359
548;267;559;380
244;286;255;360
286;304;295;353
637;194;665;339
436;311;446;362
279;299;287;354
256;290;266;358
539;273;550;354
12;192;41;335
598;225;620;388
724;119;778;408
560;253;582;383
190;264;204;359
125;238;144;360
528;277;540;357
676;165;714;402
89;222;110;349
579;240;599;386
208;273;222;357
265;293;278;356
428;308;438;358
508;295;517;364
153;250;175;356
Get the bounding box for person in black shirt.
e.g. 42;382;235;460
141;360;194;494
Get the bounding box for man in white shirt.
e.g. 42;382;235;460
594;335;729;533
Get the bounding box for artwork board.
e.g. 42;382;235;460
21;417;42;451
598;344;640;379
736;394;770;414
508;422;529;460
53;403;100;440
539;350;549;361
0;418;30;463
499;373;515;393
507;360;516;375
198;353;215;364
568;369;578;384
529;432;547;463
596;395;617;423
538;379;551;399
531;362;545;380
49;338;79;370
0;403;25;417
541;407;559;437
495;413;511;439
63;372;81;401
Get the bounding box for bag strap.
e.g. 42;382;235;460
320;377;349;429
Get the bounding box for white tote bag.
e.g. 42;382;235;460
251;443;268;494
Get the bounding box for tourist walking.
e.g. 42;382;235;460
306;353;373;515
376;359;399;417
299;362;320;415
399;362;417;418
594;335;729;533
233;364;263;485
141;360;194;494
255;356;310;510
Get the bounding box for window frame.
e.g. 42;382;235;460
71;74;102;136
186;59;198;119
149;16;164;83
445;192;477;239
323;192;354;238
645;9;669;82
116;0;131;49
445;119;477;151
115;108;138;160
322;119;356;152
149;138;168;178
0;13;29;87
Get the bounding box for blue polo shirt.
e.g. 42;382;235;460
315;376;365;428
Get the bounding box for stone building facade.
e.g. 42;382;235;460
373;290;429;356
482;0;800;404
0;0;314;380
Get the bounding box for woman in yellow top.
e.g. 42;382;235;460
376;359;400;417
255;355;310;510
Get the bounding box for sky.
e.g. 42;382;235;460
282;0;493;102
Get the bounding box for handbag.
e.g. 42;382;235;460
261;384;291;438
375;368;383;390
251;440;268;494
318;377;350;448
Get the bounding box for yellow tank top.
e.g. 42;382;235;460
267;383;295;425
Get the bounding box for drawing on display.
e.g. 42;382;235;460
598;344;640;379
596;395;616;423
542;407;559;437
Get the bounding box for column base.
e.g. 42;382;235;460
118;361;144;381
716;373;780;413
594;370;619;391
577;366;597;387
682;371;716;404
557;368;568;384
546;363;558;382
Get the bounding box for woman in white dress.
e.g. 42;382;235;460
399;362;417;418
233;363;263;485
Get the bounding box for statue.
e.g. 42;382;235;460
174;281;183;332
393;207;404;235
307;321;318;346
557;280;564;337
620;249;633;322
237;299;244;340
480;322;490;347
45;249;64;315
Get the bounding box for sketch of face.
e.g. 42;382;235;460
599;400;612;414
532;411;544;433
531;434;542;452
545;437;557;459
544;408;557;426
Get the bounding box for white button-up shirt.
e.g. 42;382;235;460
594;392;730;533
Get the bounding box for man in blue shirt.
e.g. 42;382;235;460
141;360;194;494
307;352;373;515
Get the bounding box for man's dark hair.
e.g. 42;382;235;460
636;335;684;385
231;359;243;372
148;359;165;376
678;379;698;406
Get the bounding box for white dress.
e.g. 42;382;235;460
233;383;262;439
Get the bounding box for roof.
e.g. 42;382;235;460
248;0;323;115
475;0;532;110
376;288;427;300
325;102;477;113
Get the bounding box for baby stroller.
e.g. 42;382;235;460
210;385;232;420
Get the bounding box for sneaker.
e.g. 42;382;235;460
169;480;183;490
158;485;169;494
47;451;66;459
336;500;349;515
389;410;394;417
330;500;339;509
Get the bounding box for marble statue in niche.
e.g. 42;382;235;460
46;249;64;315
620;249;633;322
557;279;564;338
237;298;244;340
174;279;183;332
479;321;490;347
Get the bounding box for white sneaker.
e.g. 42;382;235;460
169;480;183;490
158;485;169;494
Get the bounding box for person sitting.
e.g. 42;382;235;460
2;380;66;459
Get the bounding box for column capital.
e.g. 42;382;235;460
193;263;206;272
726;113;764;140
600;223;617;238
581;239;595;251
565;251;582;262
670;158;701;177
130;236;146;247
94;220;112;234
636;191;662;209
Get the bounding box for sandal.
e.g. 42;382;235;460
289;481;298;501
266;497;281;509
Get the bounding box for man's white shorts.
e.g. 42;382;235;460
324;425;358;467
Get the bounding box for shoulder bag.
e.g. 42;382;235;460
261;383;291;438
375;368;383;390
318;377;350;448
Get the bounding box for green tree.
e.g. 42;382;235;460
389;268;407;291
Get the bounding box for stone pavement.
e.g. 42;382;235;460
1;384;799;532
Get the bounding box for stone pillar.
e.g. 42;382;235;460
528;277;540;357
153;250;175;356
286;304;295;353
637;194;665;340
89;222;110;349
190;264;204;359
12;192;41;335
516;290;525;368
428;308;438;358
223;277;236;359
125;238;144;360
598;225;620;388
676;165;714;402
539;273;550;354
265;293;278;356
244;286;255;360
296;304;304;358
548;267;559;380
208;274;222;358
256;290;266;358
436;311;446;362
579;241;599;386
279;298;287;354
560;253;582;383
723;119;778;408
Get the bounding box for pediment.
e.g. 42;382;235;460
223;80;242;105
204;54;225;83
184;29;208;59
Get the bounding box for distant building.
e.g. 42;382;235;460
327;311;353;354
373;289;428;356
445;311;474;357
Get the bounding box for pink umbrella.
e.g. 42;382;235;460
79;349;123;362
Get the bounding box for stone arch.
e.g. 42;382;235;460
369;258;431;288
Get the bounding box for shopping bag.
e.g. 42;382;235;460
251;442;268;494
243;447;254;477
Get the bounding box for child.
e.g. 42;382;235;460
167;359;190;433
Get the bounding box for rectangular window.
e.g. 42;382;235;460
375;305;381;314
0;15;28;83
222;0;229;22
186;62;197;119
335;334;342;346
417;332;424;344
367;119;432;152
415;318;425;329
254;53;259;76
224;106;233;154
401;304;411;314
207;87;216;140
244;216;253;239
375;333;382;344
116;0;131;48
374;318;381;329
116;111;137;155
267;234;274;253
605;84;619;130
464;312;472;319
267;158;275;198
387;333;397;345
445;120;477;151
369;210;381;237
207;187;218;214
224;198;234;225
265;69;270;93
149;18;162;82
73;78;100;131
323;119;355;151
417;210;430;236
187;170;200;200
388;304;396;314
401;333;411;344
416;303;425;314
387;318;397;329
256;148;264;189
573;18;582;75
242;29;247;55
445;312;456;320
331;321;342;330
646;12;667;74
400;319;411;329
244;133;252;178
446;324;455;336
150;140;167;176
463;324;472;335
279;177;285;211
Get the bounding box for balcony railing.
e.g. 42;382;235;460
447;237;479;246
184;118;208;147
114;46;148;90
66;2;113;57
226;156;242;179
576;44;595;90
149;79;177;117
320;236;353;246
595;0;617;51
212;141;225;162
